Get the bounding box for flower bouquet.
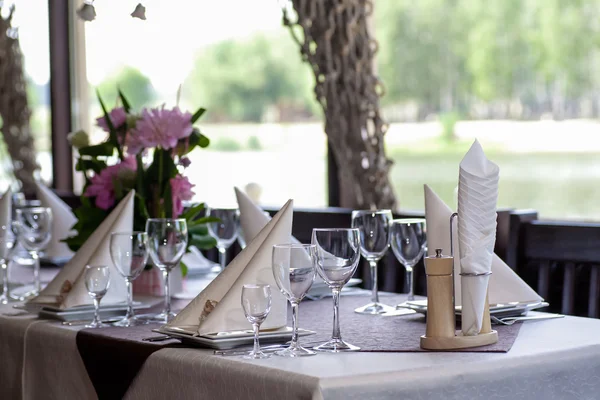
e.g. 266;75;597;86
65;89;217;277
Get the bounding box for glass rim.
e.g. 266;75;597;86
242;283;271;289
273;243;316;249
146;218;187;222
85;264;109;270
15;206;51;214
110;231;148;236
391;218;426;224
351;209;392;215
312;228;359;232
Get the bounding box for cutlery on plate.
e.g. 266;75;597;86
141;335;172;342
491;314;564;326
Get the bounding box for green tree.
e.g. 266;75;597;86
96;66;156;109
184;32;317;122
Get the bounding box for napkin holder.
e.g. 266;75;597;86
420;213;498;350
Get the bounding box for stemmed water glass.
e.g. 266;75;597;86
207;208;239;272
14;207;52;297
146;218;188;323
390;219;427;303
241;283;272;359
311;228;361;352
0;225;15;304
351;209;393;315
84;265;111;328
272;243;317;357
109;232;149;327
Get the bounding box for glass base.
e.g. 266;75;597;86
275;344;316;357
243;350;271;359
138;311;177;324
314;338;360;352
0;292;21;304
112;315;148;327
85;321;110;328
354;302;395;315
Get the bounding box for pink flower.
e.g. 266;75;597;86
96;107;127;132
170;175;195;217
179;156;191;168
127;106;193;154
84;156;137;210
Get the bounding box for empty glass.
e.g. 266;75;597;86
146;218;188;323
272;243;317;357
0;225;15;304
241;283;272;359
10;200;42;270
351;209;393;315
84;265;111;328
110;232;149;327
311;228;361;352
390;219;427;302
207;208;239;272
14;207;52;297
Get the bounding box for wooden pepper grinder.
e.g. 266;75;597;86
423;248;455;338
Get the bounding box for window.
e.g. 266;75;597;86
376;1;600;220
77;0;326;208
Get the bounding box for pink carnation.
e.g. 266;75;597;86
170;175;195;217
84;156;137;210
96;107;127;132
127;106;193;154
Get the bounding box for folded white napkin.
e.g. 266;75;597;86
168;199;293;335
35;182;76;260
181;246;216;273
28;191;134;309
0;189;11;260
425;183;543;325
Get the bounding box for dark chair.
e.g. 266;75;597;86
515;220;600;317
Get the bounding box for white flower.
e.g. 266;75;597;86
67;130;90;149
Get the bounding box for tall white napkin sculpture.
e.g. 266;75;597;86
28;190;134;309
167;199;293;335
35;182;77;260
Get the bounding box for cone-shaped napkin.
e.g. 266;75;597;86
35;182;76;260
458;140;499;335
168;199;293;335
28;191;134;309
424;184;541;307
0;189;11;260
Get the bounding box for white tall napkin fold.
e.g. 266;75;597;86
168;199;293;335
28;190;134;309
0;189;11;260
35;182;76;260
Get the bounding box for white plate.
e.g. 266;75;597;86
154;326;316;350
33;301;157;322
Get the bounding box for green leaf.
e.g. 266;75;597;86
190;234;217;250
188;224;209;235
78;142;115;157
190;107;206;124
191;216;220;224
163;178;173;218
180;261;188;277
135;153;146;198
118;89;132;113
75;158;107;173
197;133;210;148
181;202;206;221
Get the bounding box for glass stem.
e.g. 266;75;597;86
2;259;9;298
252;322;260;355
218;247;227;271
125;279;134;319
92;298;101;325
406;266;414;301
32;251;40;293
163;268;171;316
332;288;342;341
290;301;299;348
369;260;379;304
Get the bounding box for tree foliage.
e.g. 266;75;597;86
96;66;156;109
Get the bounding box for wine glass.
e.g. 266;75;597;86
351;209;393;315
390;219;427;303
207;208;239;272
311;228;361;352
241;283;272;359
84;265;111;328
14;207;52;297
146;218;188;323
109;232;149;327
0;225;16;304
11;200;41;271
272;243;317;357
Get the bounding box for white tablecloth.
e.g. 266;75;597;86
2;277;600;399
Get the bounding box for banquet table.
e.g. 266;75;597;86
2;269;600;399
